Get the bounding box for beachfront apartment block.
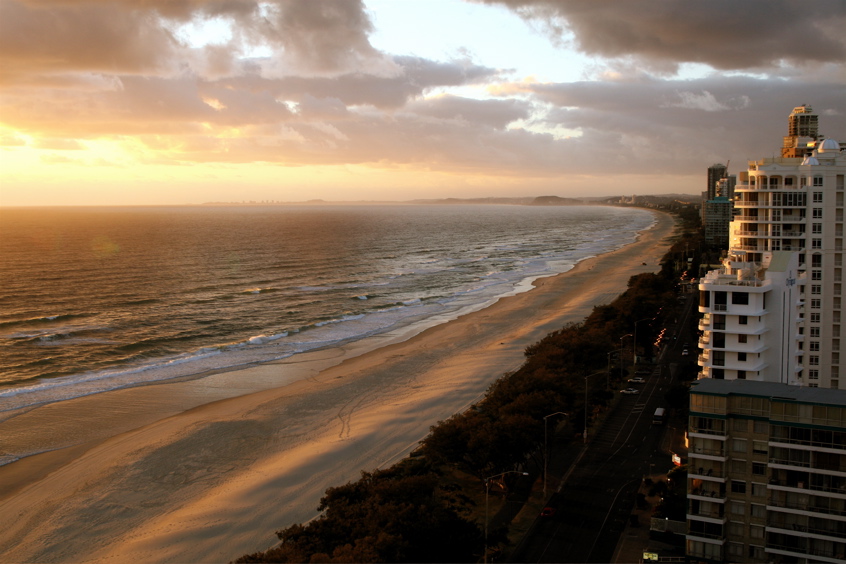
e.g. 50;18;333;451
697;105;846;389
686;378;846;564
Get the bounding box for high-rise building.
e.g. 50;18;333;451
698;106;845;389
686;378;846;564
708;163;730;200
782;105;820;158
704;196;734;248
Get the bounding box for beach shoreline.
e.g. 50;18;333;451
0;209;677;563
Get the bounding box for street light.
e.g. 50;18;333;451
485;470;529;563
544;411;568;496
607;348;623;389
634;317;653;365
619;334;632;379
583;371;605;444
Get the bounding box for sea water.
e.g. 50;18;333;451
0;204;654;415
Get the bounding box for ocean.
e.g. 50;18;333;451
0;204;654;418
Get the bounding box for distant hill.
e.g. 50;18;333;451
408;197;538;205
529;195;587;206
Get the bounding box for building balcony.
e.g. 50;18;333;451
687;512;727;525
689;468;726;483
769;456;811;470
688;431;727;441
689;451;727;463
685;530;727;543
689;488;727;503
766;534;846;563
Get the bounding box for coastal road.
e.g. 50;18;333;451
510;290;697;562
510;362;675;562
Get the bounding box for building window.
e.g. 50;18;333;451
737;370;746;379
750;523;765;538
731;480;747;494
810;341;820;351
752;462;766;475
812;254;823;267
750;504;766;519
813;223;823;233
812;299;821;309
752;440;768;453
809;369;819;380
812;285;822;294
730;500;746;515
732;292;749;305
814;176;824;187
811;327;820;337
813;238;822;249
739;315;748;325
738;352;747;361
811;313;821;323
810;355;820;366
738;334;748;344
813;270;822;280
813;191;824;202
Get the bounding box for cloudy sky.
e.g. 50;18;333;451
1;0;844;206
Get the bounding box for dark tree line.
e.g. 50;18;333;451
235;210;703;563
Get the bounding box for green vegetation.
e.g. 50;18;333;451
235;208;704;563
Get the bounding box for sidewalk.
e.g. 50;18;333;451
612;473;681;563
612;398;689;563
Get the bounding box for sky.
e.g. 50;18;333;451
0;0;844;206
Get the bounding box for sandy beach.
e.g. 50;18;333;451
0;210;677;563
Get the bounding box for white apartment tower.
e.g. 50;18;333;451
698;106;846;389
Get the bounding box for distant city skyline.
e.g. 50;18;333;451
1;0;844;206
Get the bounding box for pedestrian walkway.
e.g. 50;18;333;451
612;473;683;563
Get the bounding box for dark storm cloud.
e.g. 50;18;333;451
478;0;846;71
1;0;843;186
0;0;384;83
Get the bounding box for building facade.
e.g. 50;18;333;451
698;106;846;389
709;163;730;200
782;105;820;158
704;195;734;248
687;379;846;564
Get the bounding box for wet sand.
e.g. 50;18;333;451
0;210;677;563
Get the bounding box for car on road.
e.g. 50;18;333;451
540;506;557;518
620;387;640;395
627;377;646;384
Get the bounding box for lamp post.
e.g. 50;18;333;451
634;317;652;366
607;348;623;389
583;371;605;444
544;411;568;497
619;334;632;380
485;470;529;563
